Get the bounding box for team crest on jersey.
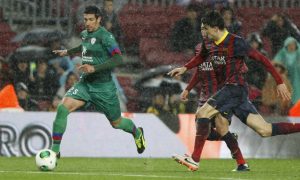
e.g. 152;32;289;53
199;61;213;71
82;46;87;56
91;38;96;44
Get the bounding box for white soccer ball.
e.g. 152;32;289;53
35;149;57;171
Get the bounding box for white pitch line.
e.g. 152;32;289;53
0;170;249;180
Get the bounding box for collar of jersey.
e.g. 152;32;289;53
214;29;229;45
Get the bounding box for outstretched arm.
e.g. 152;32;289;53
184;54;205;70
53;45;82;56
168;54;204;77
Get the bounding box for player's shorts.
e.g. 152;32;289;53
198;99;232;126
207;84;258;123
65;80;121;121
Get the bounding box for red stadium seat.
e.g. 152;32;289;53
139;38;168;59
142;5;165;15
116;75;141;111
119;3;142;15
0;22;12;32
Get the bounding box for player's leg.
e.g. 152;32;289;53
173;86;244;171
246;113;300;137
110;116;145;154
207;126;238;142
234;100;300;137
172;105;211;171
214;114;249;171
51;83;88;155
190;85;241;162
207;127;222;140
90;84;145;154
173;103;216;171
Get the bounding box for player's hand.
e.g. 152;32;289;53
78;64;95;73
167;67;187;77
277;83;291;102
180;90;189;102
53;50;68;56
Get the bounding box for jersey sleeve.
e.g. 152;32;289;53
102;33;122;57
184;41;209;69
186;69;201;91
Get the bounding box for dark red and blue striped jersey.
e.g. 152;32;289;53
186;41;218;103
184;32;283;86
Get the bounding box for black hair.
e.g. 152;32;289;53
84;5;102;18
201;11;225;30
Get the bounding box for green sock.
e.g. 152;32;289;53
114;117;141;139
52;144;60;153
51;104;70;153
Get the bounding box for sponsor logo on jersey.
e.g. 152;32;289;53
198;61;213;71
82;56;93;62
91;38;96;45
211;55;226;65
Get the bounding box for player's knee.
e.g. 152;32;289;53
56;104;70;118
110;117;122;129
196;110;209;118
110;122;119;129
257;128;272;137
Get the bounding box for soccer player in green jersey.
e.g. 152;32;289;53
52;6;146;158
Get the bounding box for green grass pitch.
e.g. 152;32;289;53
1;157;300;180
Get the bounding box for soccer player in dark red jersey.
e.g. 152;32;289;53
169;11;300;170
173;36;248;172
177;48;248;172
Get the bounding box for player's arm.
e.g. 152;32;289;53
168;43;206;77
67;45;82;55
93;53;123;72
168;54;205;77
53;45;82;56
181;70;201;101
247;48;291;101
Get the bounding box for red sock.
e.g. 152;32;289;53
272;123;300;136
207;128;222;141
191;118;210;162
222;132;246;165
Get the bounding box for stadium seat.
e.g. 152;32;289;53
142;5;165;15
0;22;13;33
116;75;140;111
119;3;142;15
0;20;18;56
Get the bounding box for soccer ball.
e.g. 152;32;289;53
35;149;57;171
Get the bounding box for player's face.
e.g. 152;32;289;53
104;1;114;14
84;14;101;32
200;26;207;38
201;23;218;41
287;41;297;52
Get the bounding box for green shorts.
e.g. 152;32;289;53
65;81;121;121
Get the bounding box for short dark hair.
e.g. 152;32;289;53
84;5;102;18
202;11;225;30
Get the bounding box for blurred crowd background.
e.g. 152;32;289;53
1;0;300;125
